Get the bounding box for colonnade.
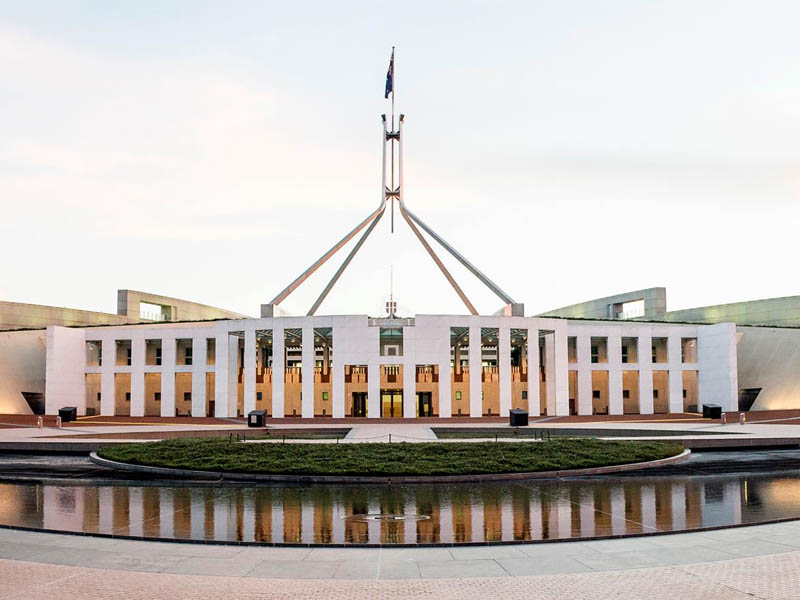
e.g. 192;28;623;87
70;317;733;418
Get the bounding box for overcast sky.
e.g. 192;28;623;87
1;1;799;318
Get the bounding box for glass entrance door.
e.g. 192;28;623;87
352;392;367;417
380;390;403;418
417;392;433;417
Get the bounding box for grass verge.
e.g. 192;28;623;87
98;438;683;477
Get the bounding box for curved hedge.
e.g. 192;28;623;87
98;438;683;477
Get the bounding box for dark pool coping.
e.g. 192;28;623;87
432;427;733;438
2;513;799;549
88;449;691;484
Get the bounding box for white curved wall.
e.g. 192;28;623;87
0;329;46;414
738;326;800;410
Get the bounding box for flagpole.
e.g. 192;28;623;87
390;46;395;233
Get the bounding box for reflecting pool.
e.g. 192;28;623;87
1;472;799;545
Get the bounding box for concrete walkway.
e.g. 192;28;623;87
2;522;800;598
3;520;800;579
344;423;437;442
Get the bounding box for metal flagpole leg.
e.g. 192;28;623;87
400;204;516;306
307;206;386;315
398;203;478;315
398;114;405;212
269;202;385;306
270;113;392;307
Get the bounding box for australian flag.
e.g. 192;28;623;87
384;49;394;98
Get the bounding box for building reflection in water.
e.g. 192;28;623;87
2;474;798;545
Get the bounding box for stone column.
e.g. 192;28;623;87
214;331;230;417
544;333;558;416
403;361;416;418
227;334;239;417
577;335;592;415
498;327;511;417
469;325;482;417
243;329;257;416
130;337;145;417
668;334;683;413
271;325;285;418
438;353;452;419
100;339;115;416
332;327;345;418
367;362;380;418
161;337;176;418
301;326;315;418
402;325;416;418
527;327;540;416
191;336;207;417
638;333;654;414
553;322;570;416
607;332;623;415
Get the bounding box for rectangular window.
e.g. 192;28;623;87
184;392;191;402
154;392;161;402
86;342;103;367
257;392;262;401
592;390;600;399
623;390;630;399
155;347;162;366
622;338;639;363
455;391;462;400
681;338;698;363
652;338;668;363
590;337;608;363
322;391;329;401
567;337;577;363
379;327;403;357
522;390;528;400
653;390;659;398
126;348;132;366
185;347;193;366
97;392;101;402
125;392;131;402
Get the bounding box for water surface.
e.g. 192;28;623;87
1;471;798;545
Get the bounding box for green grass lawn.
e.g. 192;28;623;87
98;438;683;477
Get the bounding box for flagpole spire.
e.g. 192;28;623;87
267;48;519;316
391;45;395;123
390;46;395;233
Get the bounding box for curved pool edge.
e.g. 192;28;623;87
88;448;691;484
1;510;798;550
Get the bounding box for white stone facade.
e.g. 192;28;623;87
43;314;739;418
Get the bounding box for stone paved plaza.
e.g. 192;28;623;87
4;416;800;597
4;414;800;450
2;521;800;598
